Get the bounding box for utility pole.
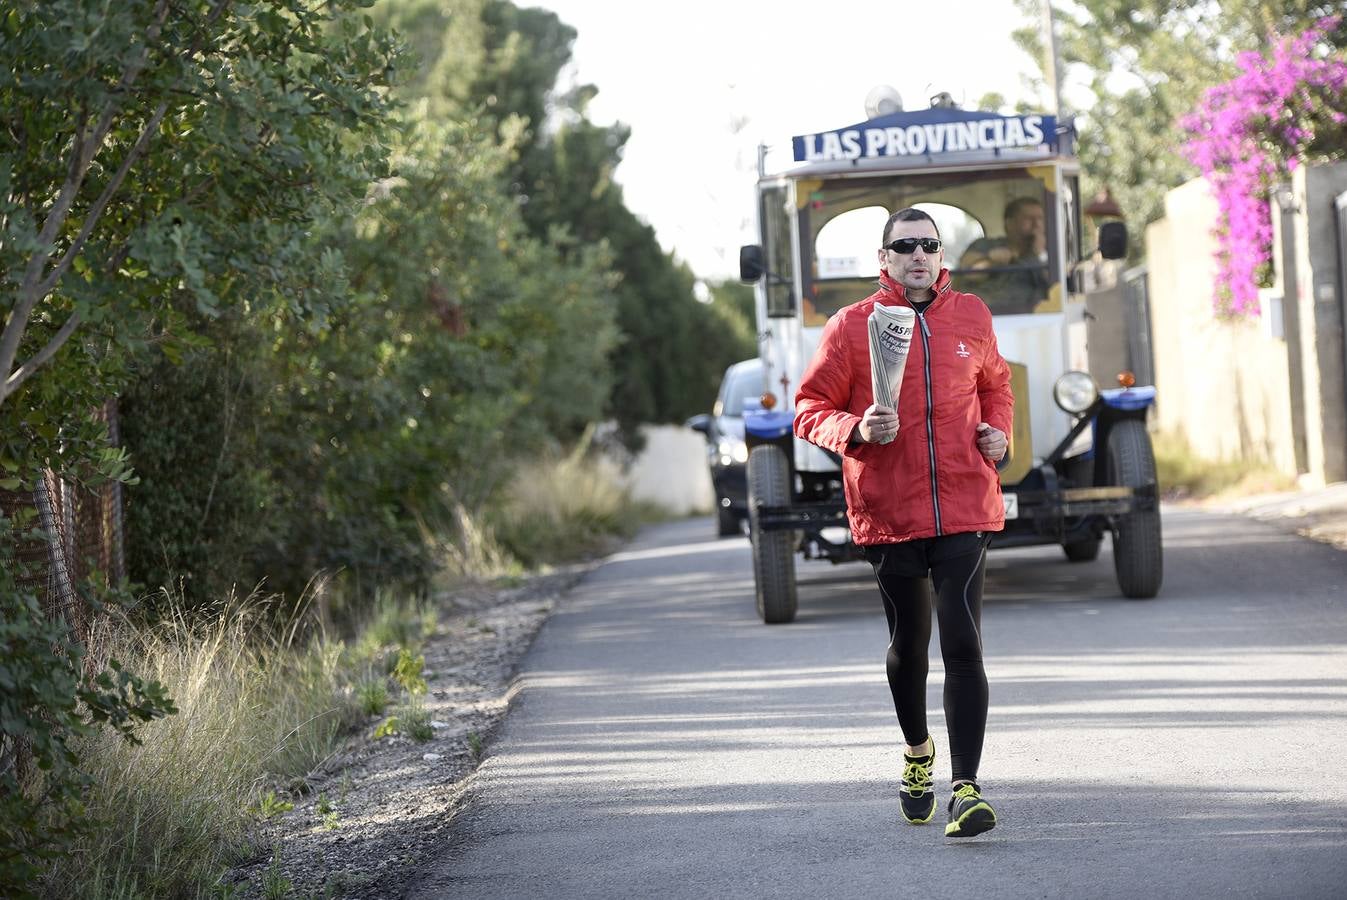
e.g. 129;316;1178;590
1039;0;1064;116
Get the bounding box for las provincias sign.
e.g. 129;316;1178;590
792;107;1059;163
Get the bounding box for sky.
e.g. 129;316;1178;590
529;0;1052;281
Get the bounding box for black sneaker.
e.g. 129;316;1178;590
944;782;996;837
899;738;936;824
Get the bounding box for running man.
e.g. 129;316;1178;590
793;207;1013;837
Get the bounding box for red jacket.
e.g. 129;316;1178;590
794;269;1014;545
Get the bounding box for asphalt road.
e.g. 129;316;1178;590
411;506;1347;899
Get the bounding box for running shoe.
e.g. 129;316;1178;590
944;782;996;837
899;738;936;824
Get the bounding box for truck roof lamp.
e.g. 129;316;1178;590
864;85;903;118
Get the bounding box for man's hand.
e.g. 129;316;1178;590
976;422;1007;461
856;403;899;444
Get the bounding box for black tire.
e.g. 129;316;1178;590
1062;537;1102;562
747;445;797;624
1107;419;1163;598
716;504;740;538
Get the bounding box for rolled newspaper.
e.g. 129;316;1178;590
867;305;915;443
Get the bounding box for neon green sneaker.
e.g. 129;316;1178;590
899;738;936;824
944;782;996;837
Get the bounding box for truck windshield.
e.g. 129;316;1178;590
799;168;1061;324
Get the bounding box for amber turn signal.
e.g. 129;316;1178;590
760;392;778;410
1117;371;1136;388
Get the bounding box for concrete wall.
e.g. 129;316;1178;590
604;424;714;516
1146;178;1299;474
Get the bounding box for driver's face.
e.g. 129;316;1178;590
1008;204;1045;254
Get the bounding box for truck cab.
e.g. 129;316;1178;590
739;98;1161;624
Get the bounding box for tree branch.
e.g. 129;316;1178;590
0;0;172;388
2;312;82;402
36;98;172;301
0;0;234;408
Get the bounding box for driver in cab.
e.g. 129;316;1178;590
958;197;1051;314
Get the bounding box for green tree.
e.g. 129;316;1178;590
377;0;738;434
0;2;397;885
252;112;618;594
1;1;398;423
1013;1;1345;237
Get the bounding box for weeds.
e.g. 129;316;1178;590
355;677;390;716
260;847;291;899
316;795;340;831
399;701;434;743
250;791;295;821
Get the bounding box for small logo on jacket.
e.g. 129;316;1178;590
956;341;971;358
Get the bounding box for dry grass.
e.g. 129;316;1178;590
1152;429;1296;501
52;450;655;897
49;587;398;899
443;450;664;577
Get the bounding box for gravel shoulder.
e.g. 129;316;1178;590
226;562;600;899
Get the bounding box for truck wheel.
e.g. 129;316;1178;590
1107;419;1163;599
1062;537;1101;562
747;445;797;624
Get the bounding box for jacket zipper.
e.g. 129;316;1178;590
915;308;942;535
906;280;948;537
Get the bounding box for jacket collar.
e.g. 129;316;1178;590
878;268;952;307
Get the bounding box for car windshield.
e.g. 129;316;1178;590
718;365;762;417
800;168;1066;323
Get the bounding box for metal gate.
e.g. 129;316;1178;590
1122;264;1156;388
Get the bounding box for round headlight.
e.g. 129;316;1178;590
1053;371;1099;414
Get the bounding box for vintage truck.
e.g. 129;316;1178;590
737;94;1162;624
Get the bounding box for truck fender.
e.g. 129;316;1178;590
1091;386;1157;485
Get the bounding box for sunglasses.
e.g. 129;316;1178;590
884;237;942;254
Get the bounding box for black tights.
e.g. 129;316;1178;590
867;532;990;783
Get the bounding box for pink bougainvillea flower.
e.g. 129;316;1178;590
1182;16;1347;317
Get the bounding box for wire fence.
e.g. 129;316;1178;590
2;400;125;655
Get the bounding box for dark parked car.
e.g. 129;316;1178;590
686;358;764;537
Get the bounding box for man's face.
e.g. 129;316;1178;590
879;219;943;294
1006;202;1045;256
